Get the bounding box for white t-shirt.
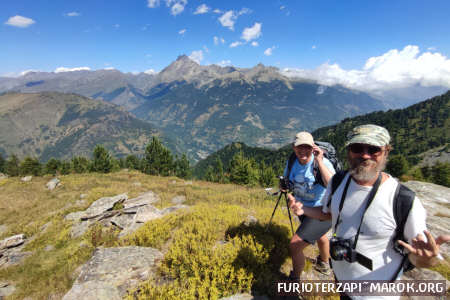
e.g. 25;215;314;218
321;173;427;300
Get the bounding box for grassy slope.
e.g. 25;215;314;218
0;172;448;299
0;171;301;299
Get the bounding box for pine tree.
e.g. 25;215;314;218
71;156;90;173
213;158;225;183
91;145;114;173
0;153;5;173
60;161;72;175
174;154;191;179
229;151;258;186
259;162;276;187
45;158;61;175
431;162;450;187
5;154;20;177
125;155;141;170
142;137;173;176
204;165;215;182
386;154;409;178
19;157;42;176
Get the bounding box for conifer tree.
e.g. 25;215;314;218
5;154;20;177
213;158;225;183
72;156;90;173
229;151;258;186
431;162;450;187
125;155;141;170
142;137;173;176
259;162;276;187
45;158;61;175
174;154;191;179
19;157;42;176
204;165;215;182
91;145;114;173
0;153;5;173
60;161;72;175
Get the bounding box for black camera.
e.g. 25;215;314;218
330;236;373;270
278;176;292;192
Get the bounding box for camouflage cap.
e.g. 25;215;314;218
345;124;391;147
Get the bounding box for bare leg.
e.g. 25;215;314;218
317;234;330;262
289;233;310;279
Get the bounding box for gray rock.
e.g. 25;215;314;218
40;222;51;233
0;249;32;268
75;199;87;206
62;281;121;300
123;191;159;210
110;214;135;230
403;181;450;258
244;215;258;226
70;220;92;239
160;204;188;216
65;211;85;222
46;178;60;190
0;234;26;250
63;247;163;299
82;194;127;220
0;281;16;297
21;175;32;182
134;205;162;223
80;194;88;199
0;173;7;180
171;195;186;204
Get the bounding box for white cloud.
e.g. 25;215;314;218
251;41;259;47
427;46;436;51
230;41;243;48
54;67;91;73
219;11;236;30
189;50;203;64
147;0;160;8
144;69;157;74
104;67;115;70
179;28;186;35
194;4;210;14
171;3;185;15
280;5;286;10
281;45;450;96
264;46;275;56
241;22;262;42
65;12;80;17
213;36;225;45
217;60;232;67
20;69;39;76
312;45;316;49
5;15;35;28
213;9;222;14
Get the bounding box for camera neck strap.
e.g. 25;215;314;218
333;172;382;249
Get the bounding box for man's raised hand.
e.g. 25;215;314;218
288;193;304;216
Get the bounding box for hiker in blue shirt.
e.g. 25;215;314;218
284;131;335;280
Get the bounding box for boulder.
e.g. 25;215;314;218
46;178;60;190
65;211;85;222
21;176;32;182
0;281;16;298
0;234;26;250
123;191;159;211
134;205;162;223
0;173;8;180
80;194;88;199
82;194;127;220
62;247;163;299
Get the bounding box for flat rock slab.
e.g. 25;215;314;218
21;176;32;182
123;191;159;211
63;247;163;299
82;194;128;220
134;205;162;223
0;281;16;297
0;234;25;250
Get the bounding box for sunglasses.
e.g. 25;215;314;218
348;144;383;155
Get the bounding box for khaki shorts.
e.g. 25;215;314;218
296;215;331;244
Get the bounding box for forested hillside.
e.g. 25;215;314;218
194;91;450;186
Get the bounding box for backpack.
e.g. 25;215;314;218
286;141;343;187
328;171;416;280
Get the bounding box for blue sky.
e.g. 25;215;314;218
1;0;450;85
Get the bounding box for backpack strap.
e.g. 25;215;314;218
391;183;416;281
313;160;324;187
286;152;297;182
326;170;347;208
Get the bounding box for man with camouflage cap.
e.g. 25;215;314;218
289;124;449;300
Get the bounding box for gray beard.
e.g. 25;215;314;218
349;156;387;182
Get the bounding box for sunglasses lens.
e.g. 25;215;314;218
368;146;382;155
349;144;382;155
349;144;364;153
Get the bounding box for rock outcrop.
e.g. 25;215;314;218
46;178;60;190
0;234;31;269
62;246;163;300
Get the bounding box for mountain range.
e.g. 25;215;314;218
0;92;177;161
0;56;392;161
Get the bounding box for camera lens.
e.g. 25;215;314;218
330;245;347;261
